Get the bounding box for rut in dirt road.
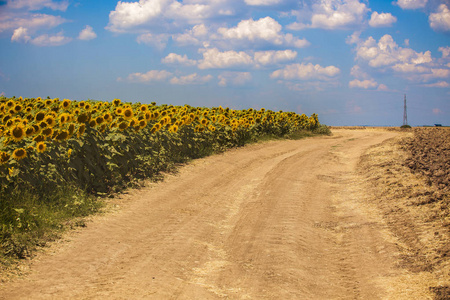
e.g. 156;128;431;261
1;130;401;299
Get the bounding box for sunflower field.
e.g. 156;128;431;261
0;96;323;260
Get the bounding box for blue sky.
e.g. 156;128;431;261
0;0;449;126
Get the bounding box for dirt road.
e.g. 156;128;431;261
1;130;414;299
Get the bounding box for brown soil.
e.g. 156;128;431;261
0;129;447;299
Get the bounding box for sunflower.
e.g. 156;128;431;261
59;113;71;124
208;125;216;132
0;151;10;164
61;99;71;109
42;127;53;137
169;124;178;133
10;125;26;142
95;115;104;125
115;107;124;115
14;104;22;113
151;123;161;133
25;126;35;137
45;99;53;107
36;141;46;153
77;113;89;123
89;120;97;127
103;113;112;122
118;121;129;131
33;134;45;142
68;123;76;135
139;119;147;129
12;148;27;160
6;100;14;108
44;115;56;127
55;130;69;141
77;124;86;136
140;104;148;112
113;99;121;106
144;111;152;121
123;107;134;120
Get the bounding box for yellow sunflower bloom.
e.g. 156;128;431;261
0;151;10;164
36;142;46;153
12;148;27;160
10;125;26;142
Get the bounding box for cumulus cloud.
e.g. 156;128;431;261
244;0;281;6
123;70;173;82
349;33;450;85
30;31;72;46
162;53;197;66
270;63;340;81
197;48;254;69
218;17;309;48
288;0;369;30
173;24;209;46
0;13;67;33
429;4;450;32
395;0;428;10
11;26;31;43
106;0;241;33
106;0;170;33
196;48;298;69
369;12;397;27
348;79;378;89
350;65;370;79
7;0;69;11
78;25;97;40
439;46;450;58
253;50;297;66
218;71;252;86
424;81;449;88
170;73;213;85
136;33;169;50
351;34;432;68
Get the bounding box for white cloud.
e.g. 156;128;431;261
439;46;450;58
244;0;281;6
170;73;213;85
197;48;253;69
106;0;170;33
218;71;251;86
218;17;309;48
423;81;449;88
350;65;370;79
7;0;69;11
429;4;450;32
352;34;432;68
349;34;450;84
289;0;369;30
395;0;428;10
11;26;31;43
270;63;340;81
162;53;197;66
136;33;169;50
348;79;378;89
106;0;241;33
78;25;97;41
0;12;67;33
253;50;297;66
124;70;173;82
369;12;397;27
30;31;72;46
173;24;209;46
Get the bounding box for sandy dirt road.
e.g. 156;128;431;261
1;129;406;299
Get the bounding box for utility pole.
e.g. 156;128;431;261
403;94;408;126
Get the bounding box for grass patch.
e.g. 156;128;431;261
1;184;102;267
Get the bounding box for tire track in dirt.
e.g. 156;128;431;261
1;130;408;299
